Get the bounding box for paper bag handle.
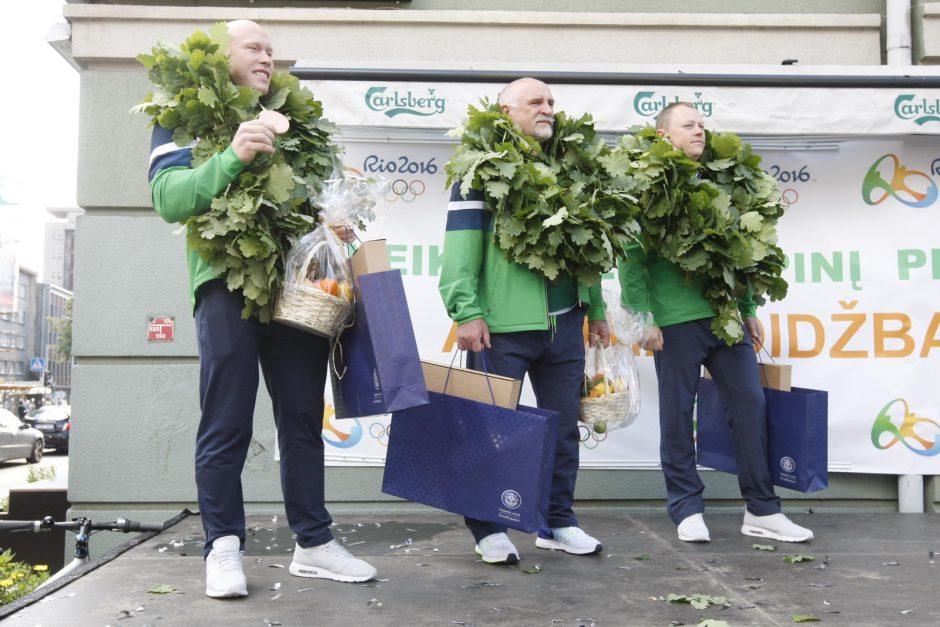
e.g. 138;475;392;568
444;349;498;406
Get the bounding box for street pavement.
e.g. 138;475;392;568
1;506;937;626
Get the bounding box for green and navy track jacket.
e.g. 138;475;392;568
148;123;247;312
439;184;606;333
618;239;757;328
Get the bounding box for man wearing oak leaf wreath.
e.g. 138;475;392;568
618;101;814;545
147;20;375;599
439;77;610;565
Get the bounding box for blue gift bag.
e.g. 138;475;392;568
330;270;428;419
382;391;559;533
695;378;828;493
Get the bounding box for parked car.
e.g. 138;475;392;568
23;405;70;453
0;408;44;464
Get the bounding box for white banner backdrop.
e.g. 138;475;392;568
316;130;940;476
304;80;940;135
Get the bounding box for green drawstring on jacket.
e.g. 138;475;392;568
548;313;558;342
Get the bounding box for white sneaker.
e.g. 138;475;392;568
205;535;247;598
677;513;711;543
474;532;520;564
535;527;602;555
741;510;814;543
289;540;377;582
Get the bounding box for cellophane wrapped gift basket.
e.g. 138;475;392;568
579;295;650;434
274;174;384;337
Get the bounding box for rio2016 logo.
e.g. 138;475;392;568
861;154;939;208
321;406;363;449
870;398;940;457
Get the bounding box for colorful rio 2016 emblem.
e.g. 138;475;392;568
861;154;938;209
870;398;940;457
321;406;364;449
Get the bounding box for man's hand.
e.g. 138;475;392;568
232;119;276;164
456;319;491;352
588;320;610;347
330;223;357;244
744;316;764;349
642;325;664;352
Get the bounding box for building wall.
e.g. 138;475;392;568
38;285;73;395
44;223;67;289
0;308;28;383
46;207;83;292
60;1;937;522
913;1;940;63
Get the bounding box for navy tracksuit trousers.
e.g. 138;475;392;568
655;318;781;525
464;307;586;542
194;280;334;556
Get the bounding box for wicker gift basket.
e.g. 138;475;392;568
273;229;354;338
273;174;387;337
579;342;640;434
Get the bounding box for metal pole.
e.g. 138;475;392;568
886;0;913;66
898;475;924;513
886;0;923;514
290;66;940;88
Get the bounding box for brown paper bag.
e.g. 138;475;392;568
350;239;390;281
421;360;522;409
703;363;792;392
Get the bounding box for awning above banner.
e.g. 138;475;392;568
299;77;940;135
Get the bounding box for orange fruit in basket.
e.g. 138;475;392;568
317;278;340;296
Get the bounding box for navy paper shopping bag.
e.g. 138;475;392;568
382;391;559;533
695;378;829;493
330;270;428;418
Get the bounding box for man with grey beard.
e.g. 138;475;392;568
439;78;609;565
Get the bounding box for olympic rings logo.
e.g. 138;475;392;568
385;179;426;203
369;421;391;447
781;188;799;206
579;423;608;449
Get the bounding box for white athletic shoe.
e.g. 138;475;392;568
474;532;520;564
535;527;602;555
677;513;711;543
289;540;377;582
205;535;247;598
741;510;814;542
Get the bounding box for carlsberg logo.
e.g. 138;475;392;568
634;91;714;118
894;94;940;126
366;86;446;118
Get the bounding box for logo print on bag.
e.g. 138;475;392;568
780;456;796;473
501;490;522;510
